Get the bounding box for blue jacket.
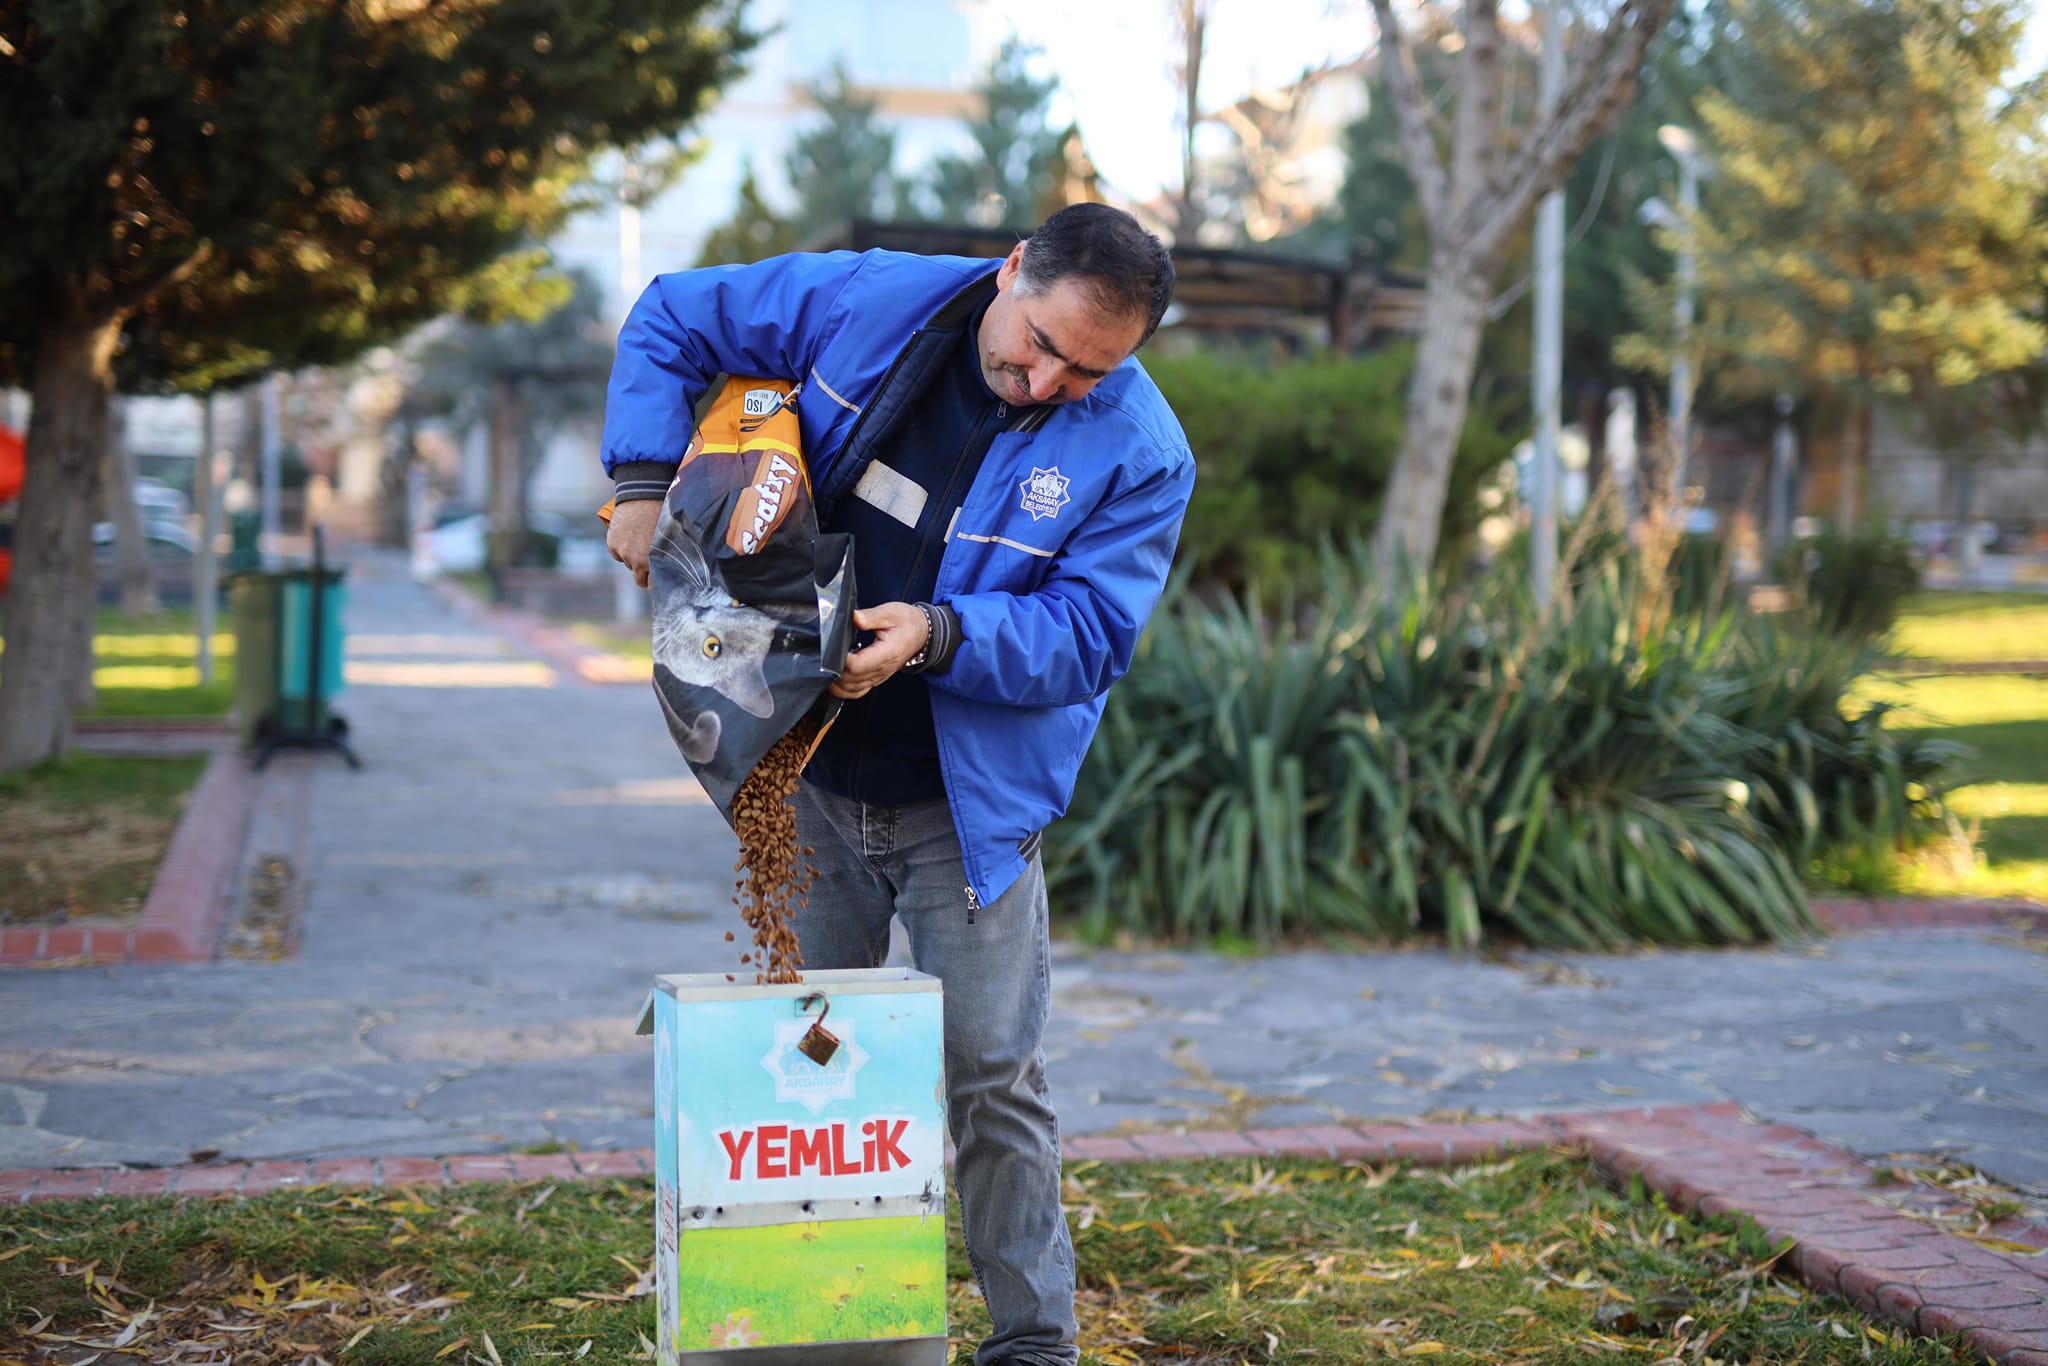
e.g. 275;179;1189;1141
602;249;1195;908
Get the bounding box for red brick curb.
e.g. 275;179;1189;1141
1563;1103;2048;1364
1812;897;2048;933
0;746;254;967
5;1107;2041;1360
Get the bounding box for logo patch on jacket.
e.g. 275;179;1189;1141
1018;466;1072;521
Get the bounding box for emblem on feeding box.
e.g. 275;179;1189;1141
760;1018;869;1115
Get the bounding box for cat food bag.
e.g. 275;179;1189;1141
631;376;855;816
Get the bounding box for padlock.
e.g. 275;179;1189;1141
795;992;839;1066
797;1020;840;1066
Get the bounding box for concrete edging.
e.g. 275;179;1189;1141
2;1105;2041;1362
0;746;254;966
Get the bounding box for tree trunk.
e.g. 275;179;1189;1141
195;392;220;686
70;603;97;714
0;299;124;772
1835;399;1867;530
105;399;160;616
1373;255;1494;580
1581;383;1607;498
377;419;415;548
1953;453;1978;587
488;375;527;582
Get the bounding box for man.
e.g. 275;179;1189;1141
602;203;1193;1366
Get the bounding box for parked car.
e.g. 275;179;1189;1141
424;512;490;573
94;519;196;560
133;477;192;524
93;520;198;606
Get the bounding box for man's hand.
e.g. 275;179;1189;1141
831;603;931;699
605;498;662;589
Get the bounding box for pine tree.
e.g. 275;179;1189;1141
785;63;902;239
698;160;801;266
0;0;755;771
405;269;615;574
924;37;1064;227
1679;0;2048;526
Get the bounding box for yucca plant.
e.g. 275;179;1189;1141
1049;530;1956;950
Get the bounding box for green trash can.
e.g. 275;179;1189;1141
230;570;280;751
276;564;348;727
230;528;358;767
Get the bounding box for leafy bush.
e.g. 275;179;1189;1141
1145;346;1519;588
1776;522;1921;641
1049;540;1957;949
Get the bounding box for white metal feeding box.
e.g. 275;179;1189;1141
635;967;948;1364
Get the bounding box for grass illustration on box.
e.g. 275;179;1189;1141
674;1214;945;1348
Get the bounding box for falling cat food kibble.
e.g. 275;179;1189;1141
727;717;819;983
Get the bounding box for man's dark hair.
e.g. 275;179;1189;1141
1016;203;1176;349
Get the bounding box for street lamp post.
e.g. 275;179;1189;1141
1530;0;1566;608
1657;124;1702;503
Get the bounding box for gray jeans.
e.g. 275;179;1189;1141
791;782;1078;1366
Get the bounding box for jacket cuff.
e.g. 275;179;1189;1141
919;602;962;675
612;460;676;504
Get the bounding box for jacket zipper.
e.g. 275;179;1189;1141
831;334;930;805
965;885;979;924
830;332;924;501
901;400;1004;597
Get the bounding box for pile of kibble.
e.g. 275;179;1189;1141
726;718;819;983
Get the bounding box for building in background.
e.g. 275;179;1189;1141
526;0;1006;522
550;0;1004;324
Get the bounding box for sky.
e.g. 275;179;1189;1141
986;0;1373;201
985;0;2048;204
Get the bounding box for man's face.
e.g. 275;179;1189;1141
976;242;1146;407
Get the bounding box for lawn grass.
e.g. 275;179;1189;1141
85;605;237;718
0;1153;1964;1365
1888;591;2048;663
1850;591;2048;901
0;606;236;718
0;753;208;925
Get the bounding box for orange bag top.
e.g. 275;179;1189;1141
596;378;805;547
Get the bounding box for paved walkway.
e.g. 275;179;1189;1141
0;548;2043;1204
